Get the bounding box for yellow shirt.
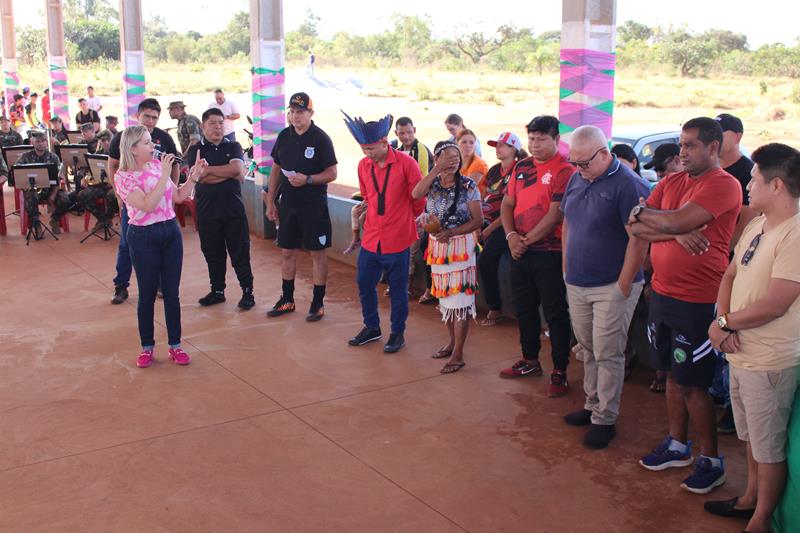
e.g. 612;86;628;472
728;213;800;370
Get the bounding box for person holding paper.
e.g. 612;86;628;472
265;92;338;322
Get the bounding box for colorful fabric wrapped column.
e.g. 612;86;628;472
251;66;285;176
558;48;616;139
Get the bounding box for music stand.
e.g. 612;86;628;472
54;144;89;191
80;154;119;243
11;163;60;245
66;130;83;144
2;145;35;218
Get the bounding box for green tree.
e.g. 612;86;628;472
65;19;120;62
64;0;117;21
618;20;652;43
660;29;719;76
16;26;47;64
454;24;533;64
702;29;748;52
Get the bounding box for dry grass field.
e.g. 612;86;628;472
17;62;800;189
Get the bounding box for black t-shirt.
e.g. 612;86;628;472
75;109;100;126
109;126;178;161
270;121;337;205
725;155;754;206
186;137;245;219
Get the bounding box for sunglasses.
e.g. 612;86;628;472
569;147;604;169
741;231;764;266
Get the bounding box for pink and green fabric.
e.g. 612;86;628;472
123;73;145;127
250;66;285;176
558;48;616;139
49;62;70;127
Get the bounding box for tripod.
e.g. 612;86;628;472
24;178;58;246
80;171;119;243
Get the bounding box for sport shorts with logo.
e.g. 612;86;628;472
647;291;717;388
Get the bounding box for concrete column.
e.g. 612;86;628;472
247;0;285;237
0;0;19;118
45;0;70;127
118;0;145;127
558;0;617;140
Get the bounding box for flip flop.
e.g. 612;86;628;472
418;294;437;305
480;313;504;327
432;347;453;359
441;361;465;374
649;376;667;393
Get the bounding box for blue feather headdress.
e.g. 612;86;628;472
341;111;393;146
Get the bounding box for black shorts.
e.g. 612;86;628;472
277;200;332;251
647;291;717;388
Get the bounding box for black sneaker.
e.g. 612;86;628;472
384;332;405;353
306;303;325;322
199;290;226;306
238;288;255;310
267;297;295;317
717;406;736;434
111;285;128;305
564;409;592;426
703;497;755;519
584;424;616;449
348;327;382;346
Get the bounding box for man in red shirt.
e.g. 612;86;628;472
629;117;742;495
41;88;51;127
498;116;574;397
343;112;425;353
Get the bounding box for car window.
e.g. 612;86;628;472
638;138;679;168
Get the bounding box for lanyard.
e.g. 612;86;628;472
371;162;393;215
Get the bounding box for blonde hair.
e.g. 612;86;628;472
118;125;149;172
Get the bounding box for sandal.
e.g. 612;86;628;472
479;311;504;327
440;361;465;374
432;346;453;359
649;375;667;393
418;293;437;305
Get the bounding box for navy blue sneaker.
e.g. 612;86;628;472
639;436;694;471
681;456;726;494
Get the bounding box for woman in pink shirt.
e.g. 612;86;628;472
115;125;205;368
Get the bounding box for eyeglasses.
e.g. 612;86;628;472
569;147;604;169
741;231;764;266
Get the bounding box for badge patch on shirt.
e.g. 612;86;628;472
305;147;315;159
541;172;552;185
318;235;327;246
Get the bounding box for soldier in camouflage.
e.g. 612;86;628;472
168;101;202;156
78;129;117;228
0;115;24;147
49;116;70;144
17;131;70;233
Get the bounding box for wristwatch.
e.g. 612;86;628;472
306;175;314;185
717;314;734;332
630;204;645;222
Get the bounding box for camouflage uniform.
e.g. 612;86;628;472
78;183;118;224
0;129;24;148
17;149;70;226
50;129;70;144
177;114;202;154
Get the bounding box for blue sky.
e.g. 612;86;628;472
15;0;798;49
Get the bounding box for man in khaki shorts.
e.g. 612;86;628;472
704;142;800;533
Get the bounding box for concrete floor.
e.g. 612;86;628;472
0;191;749;532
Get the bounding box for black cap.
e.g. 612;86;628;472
715;113;743;134
29;130;46;139
643;143;680;170
289;92;313;110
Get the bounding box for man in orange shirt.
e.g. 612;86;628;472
630;117;742;495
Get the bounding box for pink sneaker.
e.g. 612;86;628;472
169;347;191;365
137;349;154;368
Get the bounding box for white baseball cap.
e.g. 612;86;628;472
487;131;523;151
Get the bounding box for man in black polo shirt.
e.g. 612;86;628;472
265;92;338;321
186;108;254;310
107;98;179;305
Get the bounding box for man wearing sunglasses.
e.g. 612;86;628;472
703;143;800;533
559;125;650;449
628;117;742;495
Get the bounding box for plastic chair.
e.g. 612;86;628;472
175;198;199;230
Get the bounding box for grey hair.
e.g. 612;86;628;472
571;125;608;149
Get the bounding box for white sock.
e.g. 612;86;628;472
668;438;688;454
